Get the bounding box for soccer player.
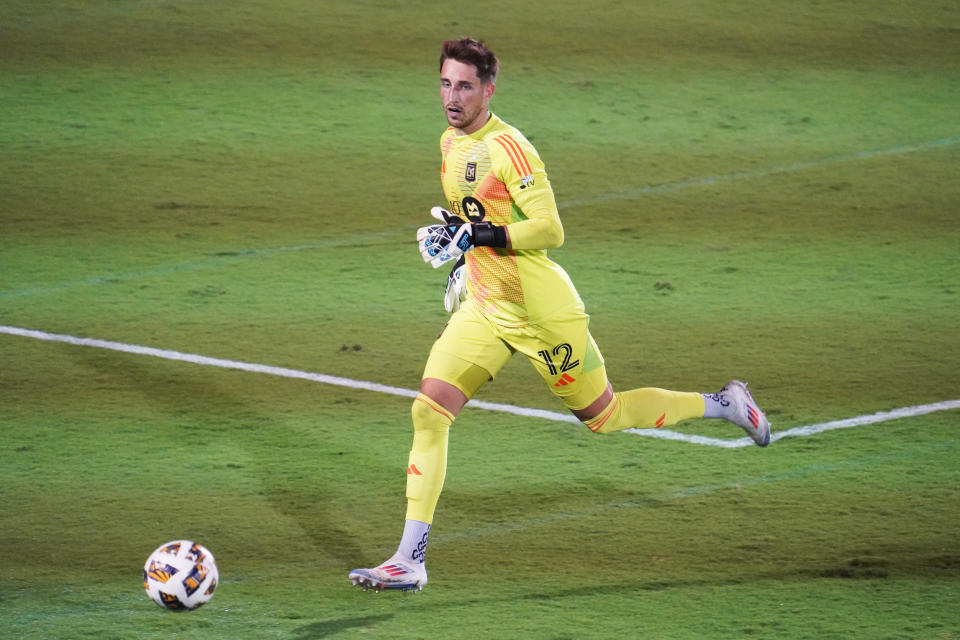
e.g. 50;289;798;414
349;37;771;593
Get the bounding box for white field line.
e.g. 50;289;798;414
626;399;960;449
3;325;958;448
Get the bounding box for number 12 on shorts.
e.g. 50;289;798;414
538;343;580;375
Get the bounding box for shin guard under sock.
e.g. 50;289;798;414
584;387;705;434
405;394;453;523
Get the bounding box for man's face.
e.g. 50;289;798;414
440;58;495;135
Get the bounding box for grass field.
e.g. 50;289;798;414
2;1;959;638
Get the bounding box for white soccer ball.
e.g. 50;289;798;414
143;540;219;611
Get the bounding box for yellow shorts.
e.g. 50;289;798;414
423;300;608;411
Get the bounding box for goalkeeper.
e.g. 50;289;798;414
349;37;771;593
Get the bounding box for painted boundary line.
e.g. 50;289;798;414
626;399;960;449
3;325;958;448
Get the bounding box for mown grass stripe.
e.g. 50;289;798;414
557;134;960;210
4;135;956;302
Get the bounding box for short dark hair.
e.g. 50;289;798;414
440;38;499;84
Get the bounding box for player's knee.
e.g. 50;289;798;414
565;381;618;434
411;394;454;433
576;392;622;435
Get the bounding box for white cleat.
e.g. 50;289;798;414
722;380;771;447
348;556;427;593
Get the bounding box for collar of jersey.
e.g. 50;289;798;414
454;112;500;141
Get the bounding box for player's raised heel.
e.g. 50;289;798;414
349;556;428;593
722;380;771;447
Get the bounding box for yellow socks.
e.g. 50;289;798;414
405;394;454;523
404;387;703;519
584;388;705;434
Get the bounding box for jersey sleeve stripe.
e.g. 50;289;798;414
500;135;534;175
495;135;533;177
494;137;525;175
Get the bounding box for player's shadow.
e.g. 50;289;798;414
292;614;394;639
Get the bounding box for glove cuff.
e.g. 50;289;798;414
472;222;508;248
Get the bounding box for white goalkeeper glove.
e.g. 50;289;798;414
417;207;473;268
444;256;467;313
417;206;507;269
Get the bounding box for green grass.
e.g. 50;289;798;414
2;0;959;638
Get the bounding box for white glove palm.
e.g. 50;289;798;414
417;207;475;268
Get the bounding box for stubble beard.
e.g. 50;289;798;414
446;105;486;133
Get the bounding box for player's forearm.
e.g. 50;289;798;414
503;178;564;250
503;215;564;250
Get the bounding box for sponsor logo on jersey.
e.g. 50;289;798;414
462;196;485;222
520;174;535;189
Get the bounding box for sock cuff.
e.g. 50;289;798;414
584;393;621;433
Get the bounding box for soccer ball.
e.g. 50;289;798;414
143;540;218;611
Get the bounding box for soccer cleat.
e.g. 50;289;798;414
722;380;771;447
349;556;428;593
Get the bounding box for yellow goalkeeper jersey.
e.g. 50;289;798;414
440;113;583;326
